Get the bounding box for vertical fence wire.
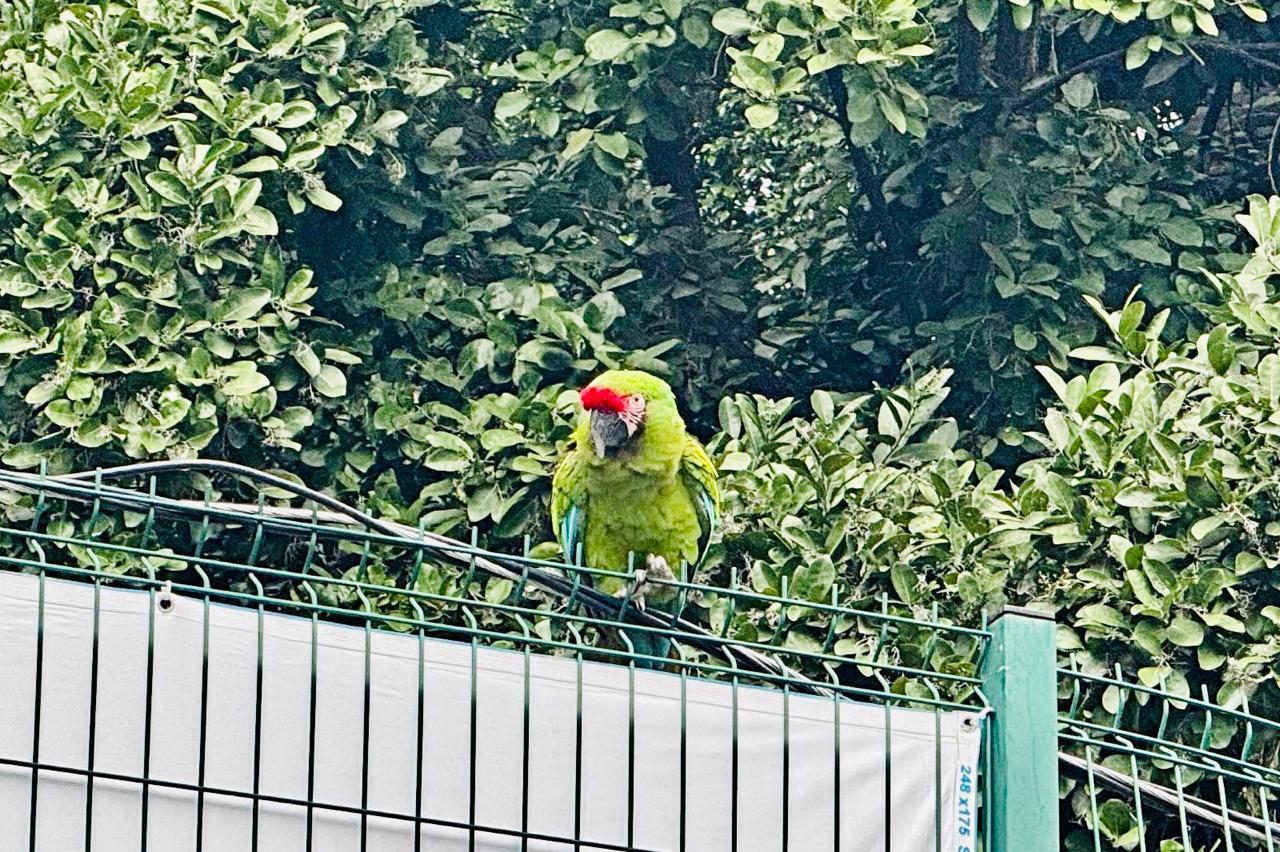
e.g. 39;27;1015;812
83;579;100;852
28;570;44;852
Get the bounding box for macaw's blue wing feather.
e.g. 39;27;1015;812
550;447;587;564
560;504;583;563
679;434;721;567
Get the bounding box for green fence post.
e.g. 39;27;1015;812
980;605;1058;852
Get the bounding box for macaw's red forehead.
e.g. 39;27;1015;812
579;385;627;413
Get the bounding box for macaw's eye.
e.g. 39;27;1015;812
585;392;646;457
619;394;646;432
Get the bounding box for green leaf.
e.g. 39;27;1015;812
495;91;532;120
744;103;779;129
1098;800;1137;843
480;429;523;452
1125;39;1151;70
1077;603;1127;630
1010;1;1033;29
302;20;349;46
467;212;513;233
585;29;632;60
1060;75;1096;109
601;268;642;289
2;444;44;469
305;185;343;211
485;577;514;604
711;8;754;36
293;343;322;378
682;14;711;46
1193;9;1218;35
1207;325;1234;374
1258;353;1280;406
889;564;916;604
1117;301;1146;337
250;127;288;152
144;172;187;204
1166;616;1204;647
223;369;270;396
221;288;272;322
561;128;594;160
235;156;279;174
1115;485;1157;508
790;555;835;603
1068;346;1128;364
1191;514;1228;541
1028;207;1062;230
242;207;278;236
806;52;845;75
313;365;348;398
1118;240;1171;265
233;178;264;217
0;331;36;354
193;1;235;20
1158;218;1204;247
732;55;776;95
594;132;630;159
810;389;834;423
121;139;151;160
876;93;906;133
277;101;317;129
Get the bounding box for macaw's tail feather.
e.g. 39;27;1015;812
625;627;672;670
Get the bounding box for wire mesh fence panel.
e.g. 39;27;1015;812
0;464;991;852
1059;665;1280;852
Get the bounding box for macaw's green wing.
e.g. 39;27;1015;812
679;434;721;567
550;446;588;565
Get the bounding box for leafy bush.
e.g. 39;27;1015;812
702;198;1280;719
0;0;402;462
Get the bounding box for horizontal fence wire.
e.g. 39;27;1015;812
0;462;991;851
1059;664;1280;852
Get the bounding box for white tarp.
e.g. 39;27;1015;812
0;571;982;851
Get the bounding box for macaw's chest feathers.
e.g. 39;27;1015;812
582;469;703;591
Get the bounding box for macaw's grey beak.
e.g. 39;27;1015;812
590;409;629;458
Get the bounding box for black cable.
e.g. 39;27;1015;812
0;461;817;689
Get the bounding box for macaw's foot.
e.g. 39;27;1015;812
633;554;676;611
610;554;676;612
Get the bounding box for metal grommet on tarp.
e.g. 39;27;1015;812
157;579;175;612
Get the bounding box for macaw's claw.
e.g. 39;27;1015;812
637;554;678;611
611;555;676;612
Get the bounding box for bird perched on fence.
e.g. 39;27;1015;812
551;370;720;665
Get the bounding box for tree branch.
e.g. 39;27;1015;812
1198;71;1235;170
1006;46;1127;107
821;70;888;217
1201;42;1280;75
957;16;982;98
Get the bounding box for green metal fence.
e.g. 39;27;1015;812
1060;664;1280;851
0;462;990;851
1;461;1277;850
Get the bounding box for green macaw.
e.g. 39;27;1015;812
551;370;720;663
